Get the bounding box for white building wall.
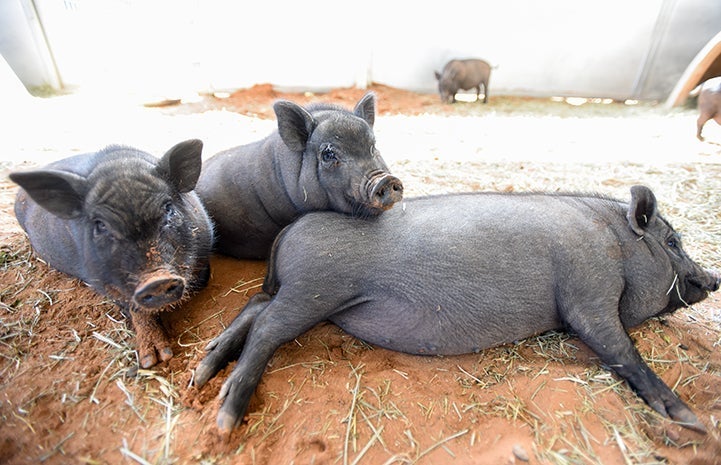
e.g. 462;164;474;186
3;0;719;100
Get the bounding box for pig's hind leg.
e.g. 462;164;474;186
194;292;272;388
560;301;706;433
213;293;352;434
696;105;720;141
697;113;711;141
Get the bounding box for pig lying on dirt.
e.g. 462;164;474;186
434;58;492;104
195;186;719;435
696;76;721;141
196;92;403;260
10;140;214;368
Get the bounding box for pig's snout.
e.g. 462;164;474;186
368;172;403;210
689;268;721;294
707;269;721;292
134;272;186;309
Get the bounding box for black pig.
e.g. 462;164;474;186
696;76;721;141
195;186;719;434
434;59;492;104
10;140;214;368
195;92;403;260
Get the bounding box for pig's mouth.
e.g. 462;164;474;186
672;272;720;307
687;274;720;294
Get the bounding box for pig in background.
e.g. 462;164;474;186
195;185;719;435
695;76;721;141
196;92;403;260
10;140;214;368
434;58;492;104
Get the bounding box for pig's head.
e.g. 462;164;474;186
10;139;214;315
434;70;455;104
273;92;403;217
626;185;719;313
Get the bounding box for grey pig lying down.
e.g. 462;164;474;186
194;185;719;435
10;140;214;368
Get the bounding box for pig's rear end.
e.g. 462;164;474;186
697;76;721;141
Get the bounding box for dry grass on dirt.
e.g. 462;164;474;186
2;84;721;465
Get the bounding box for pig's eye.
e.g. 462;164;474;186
321;146;338;165
667;238;678;249
93;219;107;237
164;202;176;219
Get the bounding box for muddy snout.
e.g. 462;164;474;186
133;271;186;309
368;172;403;210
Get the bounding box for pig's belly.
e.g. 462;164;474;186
329;297;562;356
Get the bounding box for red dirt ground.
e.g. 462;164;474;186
1;84;720;465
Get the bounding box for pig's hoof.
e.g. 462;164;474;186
217;410;238;437
160;347;173;362
140;352;158;369
674;414;707;434
204;338;217;351
193;361;215;388
669;405;707;434
194;348;230;387
138;345;174;368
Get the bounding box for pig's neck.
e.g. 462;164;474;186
272;149;329;220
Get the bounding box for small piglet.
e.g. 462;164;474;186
10;140;214;368
196;92;403;260
696;76;721;141
195;186;718;434
434;58;492;104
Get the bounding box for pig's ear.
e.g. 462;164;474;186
627;185;658;236
10;169;87;219
434;71;441;80
354;92;376;127
274;101;316;152
158;139;203;193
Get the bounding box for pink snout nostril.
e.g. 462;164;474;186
371;175;404;208
134;273;185;309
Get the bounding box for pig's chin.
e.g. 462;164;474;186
336;195;386;218
350;200;388;218
131;300;180;314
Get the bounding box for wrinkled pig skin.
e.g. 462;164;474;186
196;186;719;435
196;91;403;260
10;140;214;368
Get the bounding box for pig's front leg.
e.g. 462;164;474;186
213;295;331;435
129;311;174;368
561;303;706;433
194;292;272;388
